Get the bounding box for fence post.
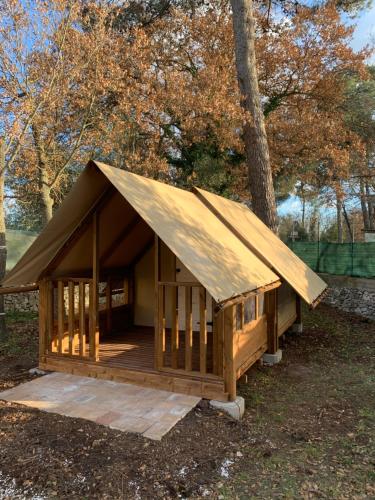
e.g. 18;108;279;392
351;241;354;277
317;240;320;273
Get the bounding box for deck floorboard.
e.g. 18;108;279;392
94;326;214;373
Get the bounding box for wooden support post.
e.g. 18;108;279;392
90;211;99;361
214;306;224;377
68;281;75;355
46;280;54;354
128;270;135;323
185;285;193;371
171;286;179;369
123;276;129;305
38;280;47;363
79;282;86;357
199;287;207;374
223;305;236;401
296;293;302;324
156;284;166;369
266;288;278;354
57;280;64;354
154;235;160;368
106;277;112;334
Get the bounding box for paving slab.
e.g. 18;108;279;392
0;373;200;440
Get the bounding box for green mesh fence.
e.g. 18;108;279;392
286;241;375;278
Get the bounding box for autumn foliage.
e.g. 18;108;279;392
0;0;370;228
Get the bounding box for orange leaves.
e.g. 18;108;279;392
0;0;369;208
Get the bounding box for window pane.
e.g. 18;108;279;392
258;294;265;316
244;297;256;324
236;303;242;330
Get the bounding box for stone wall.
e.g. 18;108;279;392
3;284;121;315
320;274;375;320
3;274;375;322
4;290;39;313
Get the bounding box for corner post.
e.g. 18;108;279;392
291;293;303;333
90;211;99;361
154;234;160;369
38;279;47;364
223;305;236;401
265;288;278;354
262;287;282;365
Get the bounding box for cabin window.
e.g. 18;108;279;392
236;303;243;331
244;296;256;324
258;293;265;316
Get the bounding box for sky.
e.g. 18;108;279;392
348;5;375;60
278;5;375;218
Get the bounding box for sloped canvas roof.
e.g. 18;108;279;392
3;161;280;304
194;187;327;305
3;165;109;288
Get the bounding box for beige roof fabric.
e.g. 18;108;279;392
3;165;109;287
194;187;327;305
93;162;279;303
3;161;280;304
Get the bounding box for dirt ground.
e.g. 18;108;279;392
0;304;374;499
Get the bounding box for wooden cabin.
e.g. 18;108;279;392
2;161;327;402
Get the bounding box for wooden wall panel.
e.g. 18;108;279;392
233;315;267;375
277;282;297;336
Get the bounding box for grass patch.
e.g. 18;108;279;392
5;310;38;323
223;304;375;499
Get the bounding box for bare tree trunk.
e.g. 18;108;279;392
301;197;306;229
40;178;53;225
342;203;353;242
32;124;53;226
230;0;277;232
360;177;370;230
0;138;7;339
365;181;374;230
336;193;343;243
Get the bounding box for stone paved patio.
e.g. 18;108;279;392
0;372;201;440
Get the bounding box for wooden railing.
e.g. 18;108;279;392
99;274;133;335
155;281;223;377
39;277;98;361
39;272;134;364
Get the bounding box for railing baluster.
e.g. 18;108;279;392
212;298;218;375
199;287;207;374
89;281;93;357
185;285;193;371
68;281;75;355
171;285;179;369
57;281;64;354
38;280;47;363
89;281;99;360
46;280;54;354
79;282;86;356
156;284;165;369
106;277;112;334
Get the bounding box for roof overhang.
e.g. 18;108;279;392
2;161;281;304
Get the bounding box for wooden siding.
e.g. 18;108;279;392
234;315;267;379
277;282;297;336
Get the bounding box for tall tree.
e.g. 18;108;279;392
0;138;6;337
343;67;375;230
230;0;277;230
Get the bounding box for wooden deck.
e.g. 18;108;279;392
40;326;227;401
99;327;155;371
98;326;215;373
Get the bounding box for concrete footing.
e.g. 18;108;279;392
29;367;46;376
210;396;245;420
291;323;303;333
262;349;282;366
